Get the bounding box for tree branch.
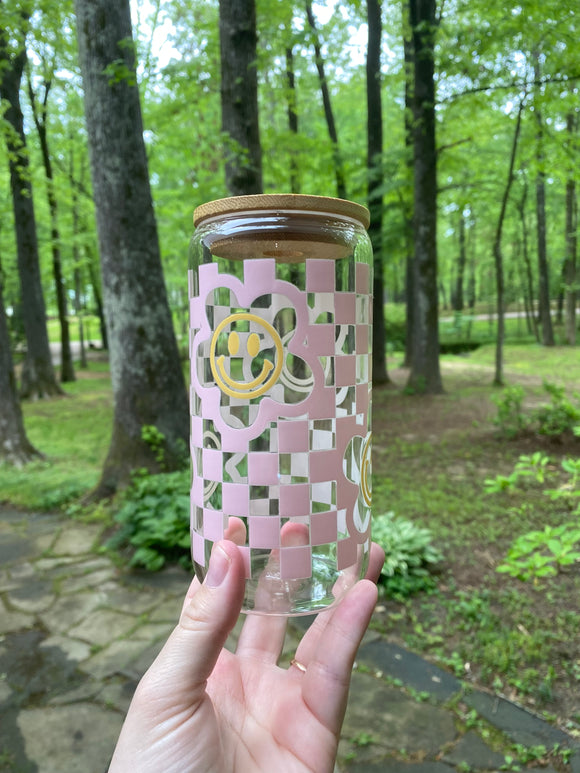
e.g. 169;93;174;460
437;136;471;155
439;72;580;104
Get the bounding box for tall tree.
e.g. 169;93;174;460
218;0;263;195
452;212;467;312
516;178;539;342
493;98;525;386
402;0;415;368
406;0;442;394
0;256;41;465
70;150;88;369
285;44;299;194
28;70;75;383
0;6;62;399
75;0;189;497
305;0;347;200
367;0;389;384
533;53;554;346
564;109;577;346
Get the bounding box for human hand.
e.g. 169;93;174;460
108;540;384;773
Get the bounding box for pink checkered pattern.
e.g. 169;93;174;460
189;258;372;580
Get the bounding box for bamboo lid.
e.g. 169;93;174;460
193;193;370;230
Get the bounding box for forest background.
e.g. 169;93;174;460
1;0;580;751
1;0;578;407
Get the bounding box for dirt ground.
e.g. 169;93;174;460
370;358;580;737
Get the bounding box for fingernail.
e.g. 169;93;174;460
205;544;230;588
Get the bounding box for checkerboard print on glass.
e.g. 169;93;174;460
189;257;371;582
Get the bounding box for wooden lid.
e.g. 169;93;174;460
193;193;370;230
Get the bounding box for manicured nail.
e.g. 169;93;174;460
205;544;230;588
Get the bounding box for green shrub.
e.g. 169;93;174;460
372;511;443;598
491;382;580;441
491;454;580;581
484;452;551;493
532;382;580;438
106;471;444;590
106;469;191;571
491;385;528;438
497;523;580;581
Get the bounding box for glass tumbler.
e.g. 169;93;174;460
189;194;373;614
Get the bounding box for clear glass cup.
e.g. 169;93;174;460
189;194;373;614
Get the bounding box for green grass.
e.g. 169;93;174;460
0;363;113;509
384;302;546;348
439;312;537;346
372;351;580;719
372;434;568;550
46;315;102;344
466;342;580;386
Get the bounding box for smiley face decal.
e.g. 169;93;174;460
209;312;284;399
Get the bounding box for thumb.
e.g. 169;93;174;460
141;540;245;703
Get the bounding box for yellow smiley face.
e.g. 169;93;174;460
210;312;283;399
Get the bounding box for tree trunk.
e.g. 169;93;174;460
467;244;476;310
285;46;300;195
533;55;555;346
404;255;414;366
0;258;41;465
284;45;307;378
406;0;442;394
85;247;108;350
218;0;263;195
367;0;389;384
556;267;565;326
0;18;63;400
74;266;87;368
493;99;525;386
75;0;189;497
402;0;414;368
305;0;347;200
438;281;448;311
71;176;88;369
453;212;467;312
516;180;539;342
515;233;533;335
28;75;75;383
564;111;577;346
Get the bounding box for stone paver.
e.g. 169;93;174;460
0;599;35;634
1;504;579;773
7;580;57;613
357;639;462;703
96;677;139;713
60;567;118;593
50;525;103;555
147;594;185;621
442;730;506;770
78;638;153;680
39;591;108;633
346;764;454;773
340;672;457;756
68;608;138;647
17;703;123;773
463;690;576;749
101;585;162;615
40;634;92;662
0;533;36;564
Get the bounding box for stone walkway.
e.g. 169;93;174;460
0;506;579;773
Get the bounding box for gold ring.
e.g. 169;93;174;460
290;658;307;673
